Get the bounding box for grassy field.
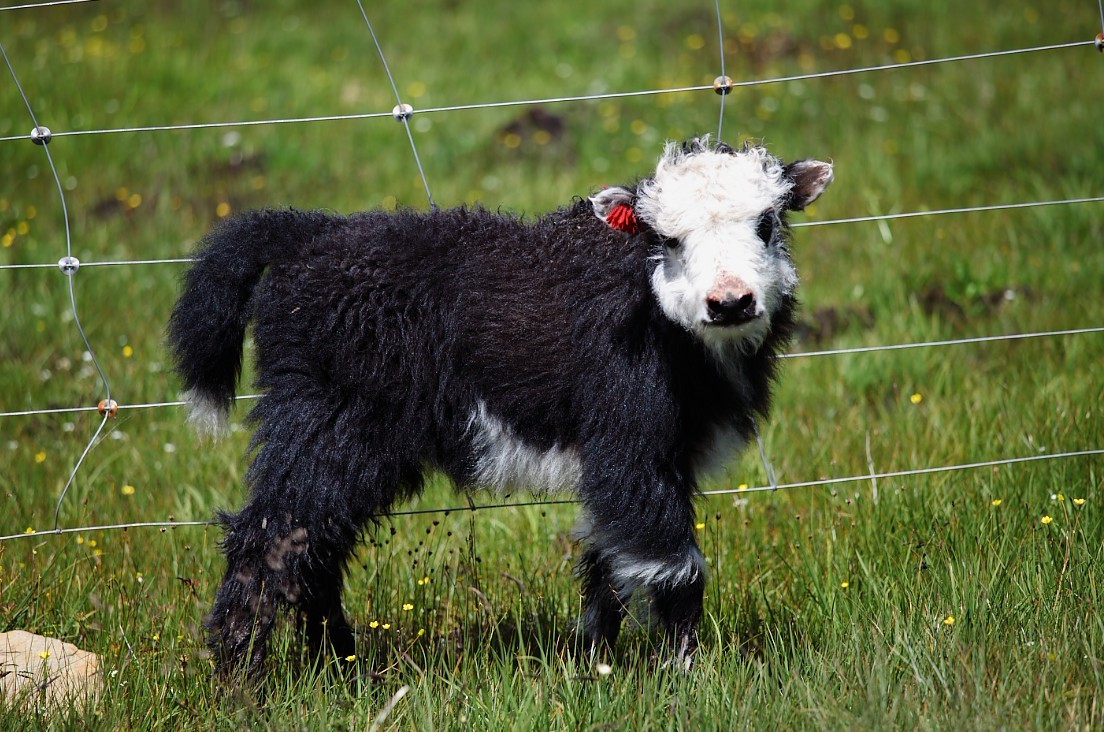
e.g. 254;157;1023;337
2;0;1102;728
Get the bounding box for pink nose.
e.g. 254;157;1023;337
706;276;758;325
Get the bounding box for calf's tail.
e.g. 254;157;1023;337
166;208;340;437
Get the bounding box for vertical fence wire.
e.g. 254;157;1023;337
711;2;782;489
713;0;728;140
1;39;115;531
353;1;435;209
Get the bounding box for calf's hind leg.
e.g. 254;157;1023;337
205;510;359;675
205;398;400;675
205;510;312;677
295;543;357;663
207;497;366;675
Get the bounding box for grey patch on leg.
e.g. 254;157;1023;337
608;546;706;595
573;514;705;594
264;527;309;571
264;527;309;603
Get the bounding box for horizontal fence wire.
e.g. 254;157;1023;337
791;196;1104;228
779;326;1104;360
0;0;98;11
0;257;195;271
3;195;1102;272
2;447;1101;544
3;326;1102;418
0;40;1093;144
0;394;261;418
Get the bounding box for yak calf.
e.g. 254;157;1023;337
168;136;833;675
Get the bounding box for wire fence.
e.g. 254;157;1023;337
1;1;1102;544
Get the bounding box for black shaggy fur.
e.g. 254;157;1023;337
168;141;819;677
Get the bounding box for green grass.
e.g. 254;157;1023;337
1;0;1102;728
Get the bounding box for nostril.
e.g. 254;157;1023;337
706;291;758;324
734;292;754;313
706;297;729;318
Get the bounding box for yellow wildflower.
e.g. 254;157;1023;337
1041;515;1053;525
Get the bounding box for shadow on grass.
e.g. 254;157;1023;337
338;590;814;684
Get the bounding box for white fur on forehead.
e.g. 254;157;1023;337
637;141;790;235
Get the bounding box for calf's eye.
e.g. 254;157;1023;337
756;210;778;244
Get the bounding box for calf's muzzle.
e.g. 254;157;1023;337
706;276;758;325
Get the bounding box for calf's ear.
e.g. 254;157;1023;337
590;186;640;234
784;160;834;211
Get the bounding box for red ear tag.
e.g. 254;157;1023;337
605;202;639;234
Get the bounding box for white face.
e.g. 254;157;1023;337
639;143;796;352
591;139;832;355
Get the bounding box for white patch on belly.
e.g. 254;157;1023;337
467;401;582;493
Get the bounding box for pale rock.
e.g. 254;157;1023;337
0;630;102;715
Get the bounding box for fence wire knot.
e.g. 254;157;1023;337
58;256;79;274
30;125;51;145
97;399;119;418
1095;32;1104;52
713;75;734;95
392;103;414;121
